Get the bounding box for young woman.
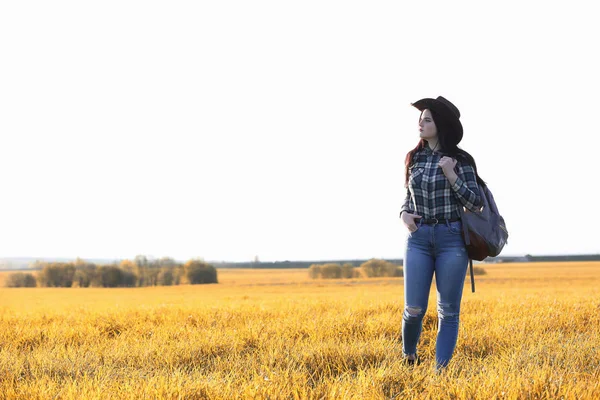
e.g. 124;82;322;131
399;96;485;370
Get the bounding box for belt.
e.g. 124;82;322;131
419;217;461;225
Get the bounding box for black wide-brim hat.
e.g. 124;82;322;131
411;96;463;145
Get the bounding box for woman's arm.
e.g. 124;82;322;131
399;188;413;218
449;163;481;212
439;157;481;212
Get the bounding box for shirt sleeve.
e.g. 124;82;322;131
451;162;481;212
399;188;413;218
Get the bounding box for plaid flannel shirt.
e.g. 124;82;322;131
399;145;482;220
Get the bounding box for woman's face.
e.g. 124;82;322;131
419;109;438;140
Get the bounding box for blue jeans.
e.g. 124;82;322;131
402;219;469;368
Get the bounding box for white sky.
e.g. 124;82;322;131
1;1;598;262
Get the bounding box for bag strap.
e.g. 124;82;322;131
469;259;475;293
457;205;470;245
457;205;475;293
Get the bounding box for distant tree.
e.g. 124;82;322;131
119;259;137;273
95;265;136;287
308;264;321;279
360;259;402;278
157;269;175;286
473;266;487;275
133;255;150;286
74;266;96;288
173;266;183;285
341;263;357;279
73;258;97;287
134;255;148;268
38;263;76;287
144;267;160;286
184;259;218;284
5;272;37;288
308;263;356;279
320;263;342;279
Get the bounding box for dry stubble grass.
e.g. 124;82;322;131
0;262;599;399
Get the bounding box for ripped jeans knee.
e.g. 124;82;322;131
437;302;460;322
403;305;425;322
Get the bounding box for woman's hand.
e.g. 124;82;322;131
401;212;422;232
439;156;458;185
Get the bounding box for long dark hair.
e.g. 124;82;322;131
404;109;486;188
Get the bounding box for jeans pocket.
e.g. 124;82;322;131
447;221;463;235
408;225;421;238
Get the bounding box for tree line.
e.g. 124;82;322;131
213;258;405;269
4;256;217;288
308;258;486;279
308;259;403;279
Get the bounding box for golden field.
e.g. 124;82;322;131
0;262;599;399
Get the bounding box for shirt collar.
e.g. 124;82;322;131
422;142;446;156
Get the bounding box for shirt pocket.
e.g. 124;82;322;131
408;167;425;189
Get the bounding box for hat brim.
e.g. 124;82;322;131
411;98;463;144
411;98;439;112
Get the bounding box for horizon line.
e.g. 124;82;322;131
2;252;600;263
